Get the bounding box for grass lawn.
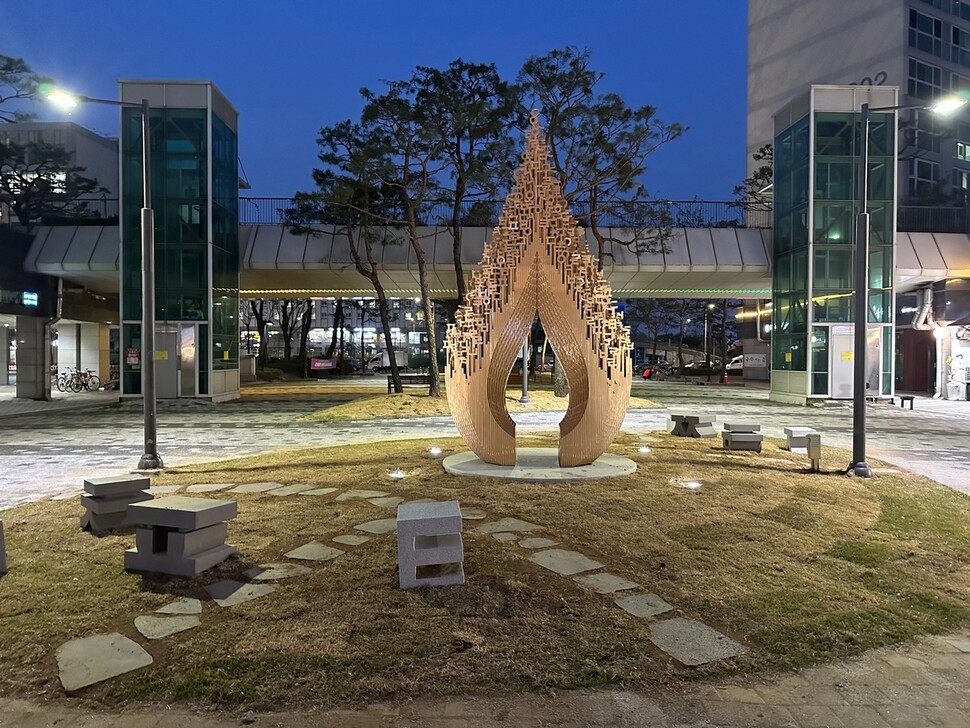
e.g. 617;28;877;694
1;432;969;711
301;388;660;422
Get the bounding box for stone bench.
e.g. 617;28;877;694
80;475;152;534
668;412;716;438
388;374;431;394
721;423;763;452
397;501;464;589
124;496;237;576
899;395;915;410
784;426;817;453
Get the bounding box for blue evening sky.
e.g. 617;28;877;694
2;1;746;200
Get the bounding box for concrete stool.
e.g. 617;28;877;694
0;520;6;575
124;496;237;576
722;423;763;452
784;426;817;453
81;475;152;534
899;395;915;410
396;501;464;589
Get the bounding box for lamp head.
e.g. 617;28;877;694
41;85;80;111
929;96;968;116
933;325;949;339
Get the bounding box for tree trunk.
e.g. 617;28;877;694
553;358;568;397
298;299;312;378
410;225;442;397
451;178;467;305
719;298;729;383
325;299;343;359
250;299;269;370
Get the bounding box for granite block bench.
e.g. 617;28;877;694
396;501;464;589
80;475;152;534
668;412;716;438
784;426;817;453
124;496;237;577
721;422;763;452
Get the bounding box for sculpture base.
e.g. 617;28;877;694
442;448;636;482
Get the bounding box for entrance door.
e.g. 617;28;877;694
179;324;197;397
154;328;179;399
830;330;854;399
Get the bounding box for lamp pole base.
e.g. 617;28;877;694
138;453;164;471
850;461;873;478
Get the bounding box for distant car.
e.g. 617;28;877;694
726;355;744;371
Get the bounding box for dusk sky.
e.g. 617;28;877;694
2;1;747;200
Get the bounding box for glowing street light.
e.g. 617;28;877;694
44;84;163;470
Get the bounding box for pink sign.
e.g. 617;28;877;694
310;358;337;371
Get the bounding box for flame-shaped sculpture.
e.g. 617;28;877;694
445;113;632;467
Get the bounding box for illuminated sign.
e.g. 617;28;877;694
22;291;39;306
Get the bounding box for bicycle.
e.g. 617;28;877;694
57;368;101;392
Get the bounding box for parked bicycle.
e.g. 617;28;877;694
55;368;101;393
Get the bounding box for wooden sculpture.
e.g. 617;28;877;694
444;112;632;467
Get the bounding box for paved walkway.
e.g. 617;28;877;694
3;379;970;726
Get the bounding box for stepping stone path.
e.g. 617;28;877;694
518;537;558;549
244;562;313;581
336;489;389;501
185;483;233;494
267;484;316;496
57;633;153;691
299;487;339;496
285;542;345;562
370;496;405;508
206;580;278;607
229;482;284;494
156;597;202;615
476;517;543;534
528;549;604;576
460;508;487;520
614;593;674;618
333;534;370;546
148;485;182;495
648;618;747;666
574;572;639;594
492;532;519;542
135;615;200;640
354;518;397;534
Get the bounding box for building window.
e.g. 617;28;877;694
953;167;970;188
911;158;941;196
909;58;944;99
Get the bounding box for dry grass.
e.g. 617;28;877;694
1;433;969;711
301;389;659;422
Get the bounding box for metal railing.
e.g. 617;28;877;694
239;197;773;229
897;205;970;234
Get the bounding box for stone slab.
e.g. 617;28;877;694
333;534;370;546
206;580;278;607
518;537;559;549
528;549;604;576
397;501;462;537
267;484;316;497
443;448;636;482
81;491;152;515
336;489;389;501
229;482;284;494
460;508;487;520
648;617;747;666
614;593;675;618
477;517;543;534
127;496;237;531
299;487;339;497
156;597;202;615
80;511;127;534
56;633;153;691
723;422;761;432
148;485;182;495
83;475;150;497
186;483;234;494
134;614;200;640
492;532;519;542
125;543;236;577
244;562;313;581
370;496;405;508
285;542;345;561
573;572;640;594
354;518;398;534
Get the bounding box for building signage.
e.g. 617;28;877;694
743;353;767;368
154;350;169;361
22;291;39;306
125;348;140;365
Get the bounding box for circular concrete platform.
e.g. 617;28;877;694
442;447;637;482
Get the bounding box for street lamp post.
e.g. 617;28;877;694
850;95;966;478
45;89;163;469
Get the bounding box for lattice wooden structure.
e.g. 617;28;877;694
445;113;632;467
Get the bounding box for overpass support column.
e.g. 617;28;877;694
15;316;51;401
80;323;110;381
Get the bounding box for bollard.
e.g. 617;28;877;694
806;433;822;472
